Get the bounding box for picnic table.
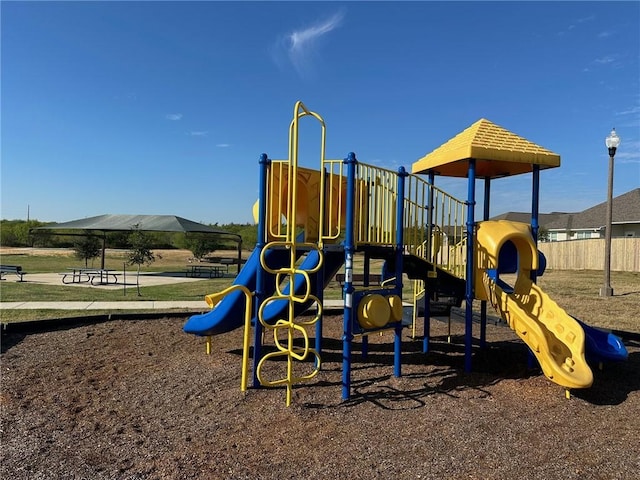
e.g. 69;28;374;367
185;264;225;278
219;258;235;273
0;265;26;282
60;268;120;285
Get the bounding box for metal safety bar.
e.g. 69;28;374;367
322;159;467;275
202;285;254;392
319;159;345;243
404;174;467;272
351;162;399;246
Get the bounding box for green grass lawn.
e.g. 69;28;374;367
0;251;349;323
1;253;131;273
2;251;638;333
0;277;233;302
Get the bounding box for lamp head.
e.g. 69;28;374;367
605;128;620;148
606;128;620;154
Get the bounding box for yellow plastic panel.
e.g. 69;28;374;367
387;295;404;322
265;164;346;242
357;294;390;329
475;220;538;299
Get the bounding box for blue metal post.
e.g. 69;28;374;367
464;160;476;373
342;152;357;400
528;165;541;369
253;153;270;387
424;171;435;353
531;165;540;260
480;177;491;349
393;166;408;377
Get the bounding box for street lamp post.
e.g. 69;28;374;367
600;128;620;297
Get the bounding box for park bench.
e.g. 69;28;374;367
334;273;384;288
0;265;26;282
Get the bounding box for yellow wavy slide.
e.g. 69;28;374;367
483;274;593;389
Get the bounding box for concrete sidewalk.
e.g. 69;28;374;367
0;301;209;310
0;299;348;311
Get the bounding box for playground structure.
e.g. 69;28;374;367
184;101;627;405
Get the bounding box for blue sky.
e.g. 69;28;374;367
2;1;639;225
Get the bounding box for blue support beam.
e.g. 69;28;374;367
394;166;408;377
342;152;357;400
424;171;435;353
253;153;270;388
464;159;476;373
528;165;541;369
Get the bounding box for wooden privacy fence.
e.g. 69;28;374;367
538;238;640;272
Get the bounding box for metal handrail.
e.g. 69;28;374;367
203;285;254;392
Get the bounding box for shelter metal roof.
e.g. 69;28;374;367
412;118;561;178
35;214;235;236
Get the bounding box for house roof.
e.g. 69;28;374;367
492;188;640;231
489;211;569;227
545;188;640;231
412;118;561;178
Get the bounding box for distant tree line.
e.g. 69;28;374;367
0;219;258;254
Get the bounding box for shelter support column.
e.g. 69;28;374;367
101;234;106;270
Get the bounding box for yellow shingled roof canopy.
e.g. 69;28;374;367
411;119;561;178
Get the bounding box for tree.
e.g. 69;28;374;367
126;225;158;296
73;234;101;267
185;233;221;260
538;226;550;242
225;223;257;249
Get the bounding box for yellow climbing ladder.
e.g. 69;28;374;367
252;101;329;406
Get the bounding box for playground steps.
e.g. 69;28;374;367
359;246;465;313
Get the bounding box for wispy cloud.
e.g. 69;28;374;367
576;14;595;24
216;143;231;148
597;30;613;39
614;102;640;128
586;53;624;71
616;106;640;116
616;140;640;163
594;55;617;65
559;14;596;36
165;113;183;121
272;10;345;77
188;131;208;137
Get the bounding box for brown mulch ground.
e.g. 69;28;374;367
1;314;639;480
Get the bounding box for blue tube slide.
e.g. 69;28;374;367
260;249;344;323
183;246;289;336
574;317;629;364
183;248;344;336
